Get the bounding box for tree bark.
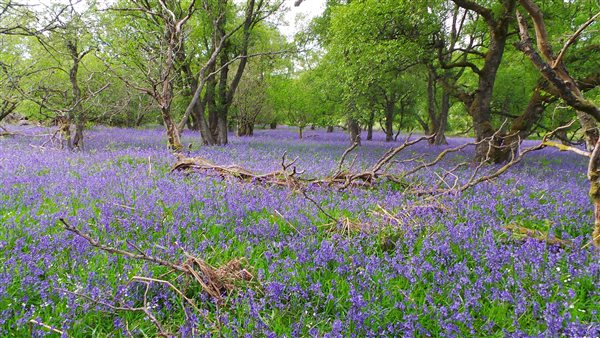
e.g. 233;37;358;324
448;0;516;162
433;90;450;145
326;125;334;133
348;118;361;145
427;68;449;145
366;111;374;141
270;122;277;129
162;108;183;151
67;40;84;150
384;101;394;142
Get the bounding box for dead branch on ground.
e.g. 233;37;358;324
504;223;572;248
60;218;254;302
173;135;435;190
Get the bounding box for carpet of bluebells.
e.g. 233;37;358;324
0;126;599;337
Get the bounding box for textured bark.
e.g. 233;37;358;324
366;111;374;141
384;101;394;142
67;40;84;150
434;91;449;145
589;138;600;247
237;121;254;136
449;0;517;163
348;118;361;145
163;108;183;151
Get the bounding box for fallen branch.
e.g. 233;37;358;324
28;319;65;336
60;219;255;302
504;223;572;248
173;134;434;190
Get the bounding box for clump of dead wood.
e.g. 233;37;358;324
58;218;255;336
504;223;572;248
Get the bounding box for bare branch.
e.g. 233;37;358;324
553;10;600;68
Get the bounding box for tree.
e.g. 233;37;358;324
325;0;432;144
108;0;197;151
440;0;517;162
515;0;600;246
12;2;109;149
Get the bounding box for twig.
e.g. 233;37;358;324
29;319;65;336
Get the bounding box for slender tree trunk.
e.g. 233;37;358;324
270;122;277;129
326;125;334;133
384;102;394;142
348;118;361;145
298;126;303;139
67;41;85;150
366;111;374;141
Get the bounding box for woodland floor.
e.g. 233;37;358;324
0;125;599;337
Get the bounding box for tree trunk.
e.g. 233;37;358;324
384;101;394;142
470;27;512;162
237;120;254;136
348;118;361;145
72;121;85;150
67;40;85;151
433;90;449;145
298;126;303;139
326;125;334;133
366;111;374;141
270;122;277;129
427;68;439;139
162;108;183;151
447;0;516;163
590;138;600;247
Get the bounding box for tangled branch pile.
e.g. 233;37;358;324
59;218;256;335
